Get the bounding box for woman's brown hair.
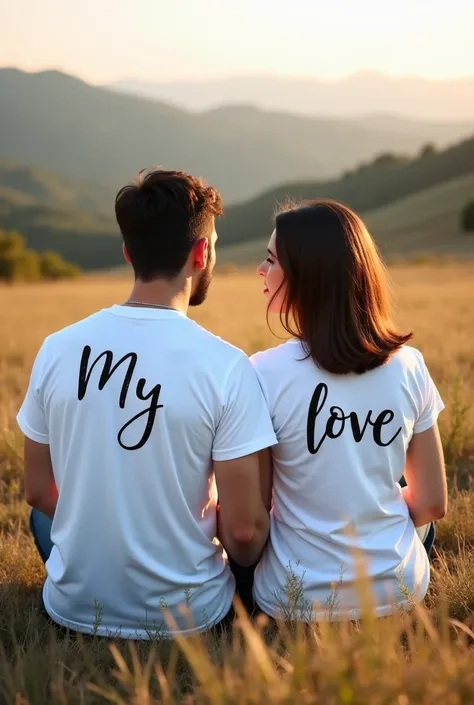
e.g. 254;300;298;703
272;199;412;374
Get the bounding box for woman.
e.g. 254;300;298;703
250;200;447;622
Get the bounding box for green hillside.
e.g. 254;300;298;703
218;135;474;247
1;68;473;204
0;161;119;269
0;160;111;214
218;172;474;265
0;207;119;270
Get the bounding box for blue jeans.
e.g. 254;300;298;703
30;508;54;563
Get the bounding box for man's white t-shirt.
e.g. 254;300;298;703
17;306;277;638
250;342;444;621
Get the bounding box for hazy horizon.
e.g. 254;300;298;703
2;67;474;88
1;0;472;85
110;70;474;87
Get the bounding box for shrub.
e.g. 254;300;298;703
419;142;437;158
461;200;474;233
0;229;81;282
14;250;42;282
39;251;81;281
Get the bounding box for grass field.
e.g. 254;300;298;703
0;264;474;703
218;172;474;266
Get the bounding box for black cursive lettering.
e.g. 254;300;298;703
307;382;402;454
77;346;164;451
78;346;137;408
307;383;329;454
117;380;163;451
349;411;372;442
371;409;402;446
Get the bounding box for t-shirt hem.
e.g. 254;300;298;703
16;411;49;444
254;558;430;622
254;592;427;622
42;583;234;639
212;433;278;461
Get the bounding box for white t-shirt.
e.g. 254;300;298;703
250;342;444;621
17;306;277;638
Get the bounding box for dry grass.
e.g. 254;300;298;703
0;263;473;703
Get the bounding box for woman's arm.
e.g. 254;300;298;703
402;423;447;527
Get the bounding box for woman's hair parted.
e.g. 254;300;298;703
271;199;412;375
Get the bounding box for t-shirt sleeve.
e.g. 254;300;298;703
413;352;445;434
212;355;278;461
16;339;50;444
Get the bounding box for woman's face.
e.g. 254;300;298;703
257;230;286;313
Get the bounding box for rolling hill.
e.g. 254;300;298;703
1;68;473;205
0;160;119;269
218;135;474;248
218;172;474;265
110;72;474;122
0;160;112;214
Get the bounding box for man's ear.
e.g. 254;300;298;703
193;238;208;271
122;243;132;264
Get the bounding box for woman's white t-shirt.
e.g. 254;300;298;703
251;343;444;621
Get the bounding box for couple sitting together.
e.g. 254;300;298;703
17;168;447;639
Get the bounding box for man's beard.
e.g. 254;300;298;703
189;259;213;307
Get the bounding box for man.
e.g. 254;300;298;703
17;168;276;638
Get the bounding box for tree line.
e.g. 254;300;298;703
0;230;81;283
462;201;474;232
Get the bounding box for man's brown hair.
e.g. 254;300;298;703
115;168;223;281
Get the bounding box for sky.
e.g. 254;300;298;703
0;0;473;85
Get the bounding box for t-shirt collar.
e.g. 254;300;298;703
104;304;188;320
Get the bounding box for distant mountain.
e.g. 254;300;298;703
1;68;473;205
218;135;474;248
109;72;474;122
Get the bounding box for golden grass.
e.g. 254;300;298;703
0;263;473;703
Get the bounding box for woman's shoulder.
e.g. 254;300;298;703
388;345;426;369
250;340;301;371
385;346;432;388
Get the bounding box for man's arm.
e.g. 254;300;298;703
212;355;277;566
16;339;56;517
258;448;273;511
215;452;269;567
23;438;58;519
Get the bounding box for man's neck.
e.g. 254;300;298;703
125;279;190;315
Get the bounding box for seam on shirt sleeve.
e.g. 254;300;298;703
218;352;246;408
212;433;278;462
413;401;446;435
16;410;49;444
